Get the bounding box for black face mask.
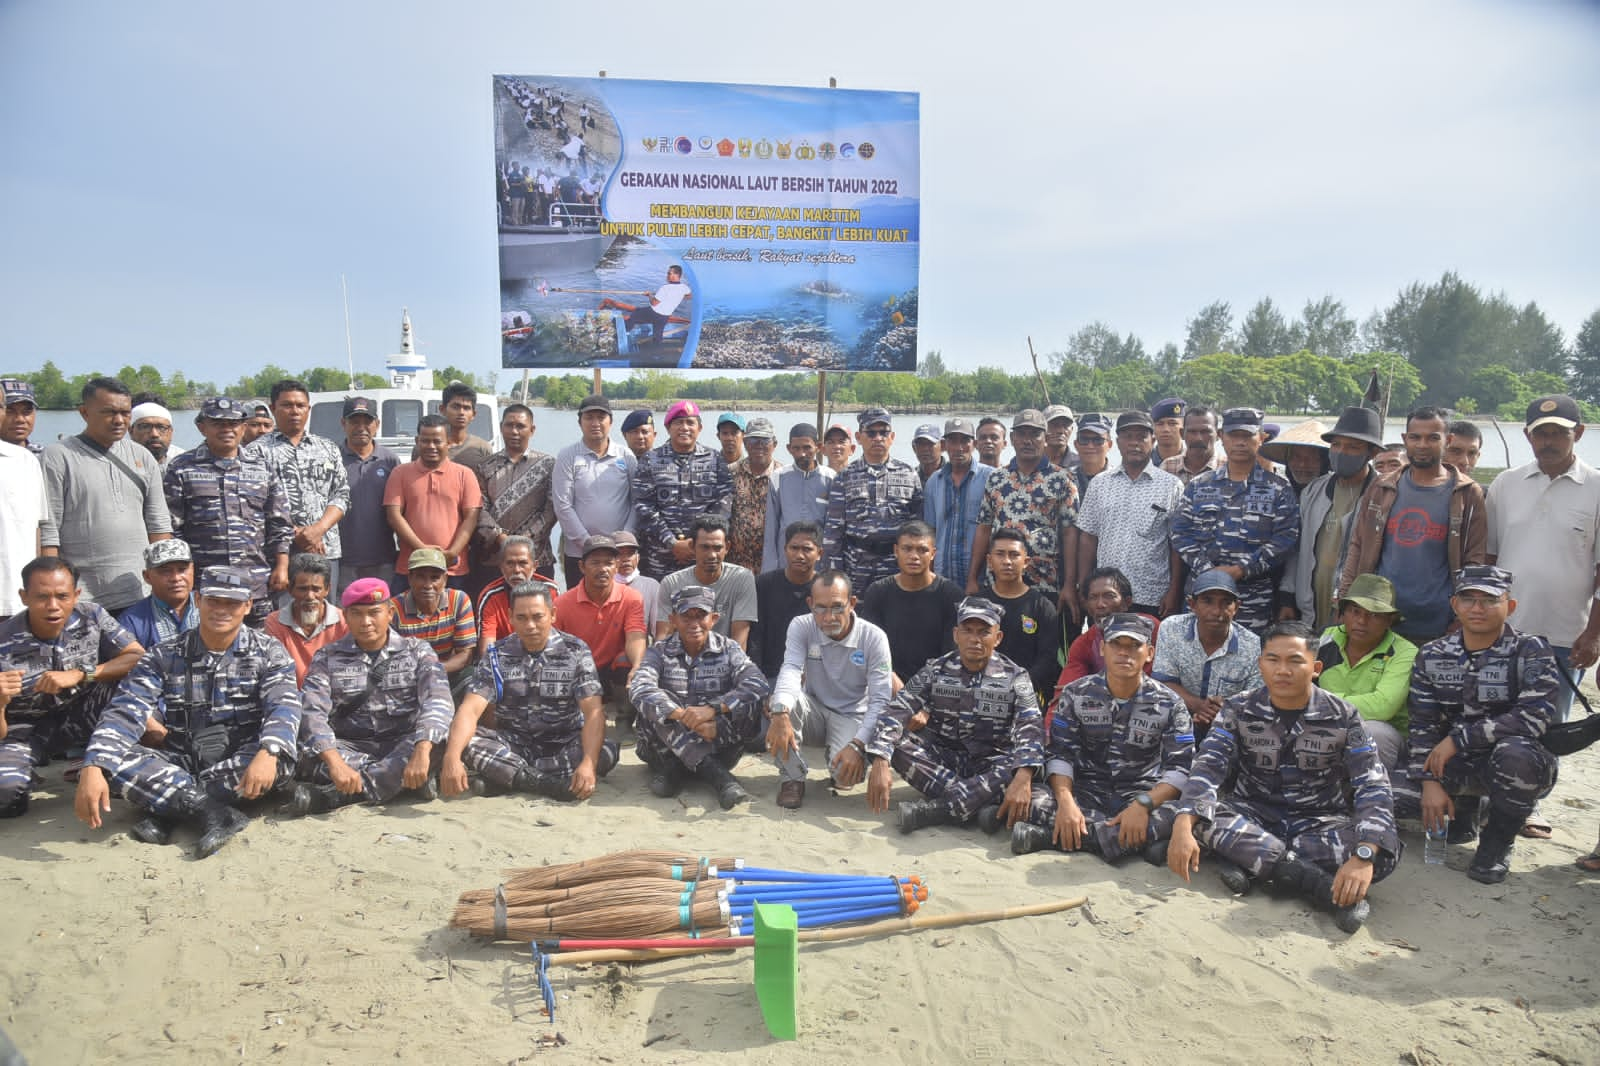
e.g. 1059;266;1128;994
1330;452;1370;479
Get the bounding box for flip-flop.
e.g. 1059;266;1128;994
1575;851;1600;872
1520;817;1553;839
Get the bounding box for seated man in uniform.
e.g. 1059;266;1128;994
0;557;145;815
1167;622;1399;934
1409;565;1560;884
439;581;617;802
283;578;453;815
629;585;769;809
865;598;1043;834
117;539;200;650
73;566;301;858
1012;614;1193;862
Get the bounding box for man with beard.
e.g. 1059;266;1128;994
263;553;348;685
130;401;176;472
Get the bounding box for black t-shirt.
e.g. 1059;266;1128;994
750;569;814;679
978;586;1062;696
858;575;964;682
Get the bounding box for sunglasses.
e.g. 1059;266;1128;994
862;428;891;439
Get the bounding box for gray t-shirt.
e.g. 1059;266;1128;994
657;563;759;637
40;434;173;611
1376;473;1453;641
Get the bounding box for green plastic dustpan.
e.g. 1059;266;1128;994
751;902;798;1040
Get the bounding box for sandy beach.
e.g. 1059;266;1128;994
4;704;1599;1065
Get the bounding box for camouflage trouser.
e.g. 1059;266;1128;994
889;732;1014;823
463;728;618;790
635;701;763;774
1235;579;1275;635
1025;782;1179;859
102;744;293;818
298;738;427;804
1434;738;1557;821
841;544;899;597
14;688;116;758
1198;796;1400;881
0;740;34;813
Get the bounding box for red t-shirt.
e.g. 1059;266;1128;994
553;581;646;670
383;459;482;575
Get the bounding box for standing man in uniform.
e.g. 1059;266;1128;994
1409;566;1561;883
923;417;993;587
1074;410;1184;617
0;558;145;814
440;581;617;801
284;578;452;815
256;379;350;595
40;376;173;613
727;417;783;573
629;585;769;809
553;394;636;590
1167;622;1399;935
967;410;1080;619
631;400;732;580
823;408;924;594
1337;406;1487;647
1151;398;1188;467
73;566;301;857
620;409;656;462
336;396;400;596
1162;405;1220;487
762;423;834;573
1171;407;1299;635
865;597;1044;834
164;397;293;626
1012;614;1192;861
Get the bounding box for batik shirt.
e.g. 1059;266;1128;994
254;431;351;559
478;449;558;572
976;458;1079;598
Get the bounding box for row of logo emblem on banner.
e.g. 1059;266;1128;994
640;137;877;160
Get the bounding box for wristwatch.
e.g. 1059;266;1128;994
1353;843;1377;863
1134;793;1156;811
261;740;291;761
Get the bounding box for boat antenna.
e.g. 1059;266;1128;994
341;273;358;391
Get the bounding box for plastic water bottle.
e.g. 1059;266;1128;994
1424;827;1448;865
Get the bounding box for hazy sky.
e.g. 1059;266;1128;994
2;0;1596;388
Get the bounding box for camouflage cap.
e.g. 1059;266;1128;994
196;565;253;601
956;597;1004;627
143;539;192;568
1454;565;1513;598
1;378;36;407
1102;613;1155;645
743;417;777;441
671;584;717;614
199;396;249;421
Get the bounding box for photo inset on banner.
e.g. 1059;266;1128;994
494;75;920;372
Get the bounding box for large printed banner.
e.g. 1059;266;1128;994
494;75;919;371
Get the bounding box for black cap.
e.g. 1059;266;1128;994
578;394;612;415
1116;410;1155;433
1526;394;1581;431
343;396;376;418
621;409;653;433
1151;398;1186;421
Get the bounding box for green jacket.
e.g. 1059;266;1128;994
1316;625;1419;733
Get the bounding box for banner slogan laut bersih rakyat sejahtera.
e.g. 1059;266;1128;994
494;75;919;372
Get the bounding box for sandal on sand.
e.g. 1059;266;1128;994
1576;851;1600;872
1520;816;1553;840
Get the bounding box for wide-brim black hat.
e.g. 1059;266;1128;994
1321;406;1385;448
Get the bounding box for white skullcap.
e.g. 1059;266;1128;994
130;402;173;424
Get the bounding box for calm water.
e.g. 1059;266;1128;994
30;408;1599;471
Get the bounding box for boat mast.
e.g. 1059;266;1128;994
341;274;358;391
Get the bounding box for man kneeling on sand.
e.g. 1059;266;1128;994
281;579;453;816
439;581;617;802
865;598;1043;834
1167;622;1399;934
74;566;301;857
1011;614;1193;863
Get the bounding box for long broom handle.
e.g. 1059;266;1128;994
540;896;1089;966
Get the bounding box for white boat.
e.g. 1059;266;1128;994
306;309;500;452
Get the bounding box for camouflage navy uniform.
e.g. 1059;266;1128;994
462;630;617;788
866;649;1044;822
164;445;294;624
628;630;769;773
822;457;924;593
1407;624;1559;821
1170;465;1299;633
82;626;300;817
630;442;732;579
1026;673;1194;858
1173;686;1400;880
0;604;139;812
298;633;453;802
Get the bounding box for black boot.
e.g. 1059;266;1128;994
172;789;250;858
281;783;363;818
975;804;1004;835
0;793;29;819
131;815;175;845
1266;854;1369;933
1215;858;1253;896
1447;795;1483;845
694;757;751;810
1468;807;1521;884
1010;822;1052;854
1141;837;1171;867
648;762;685;799
511;768;577;802
897;799;954;834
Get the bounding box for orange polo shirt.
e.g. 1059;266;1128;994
383;459;482;575
553;580;646;670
